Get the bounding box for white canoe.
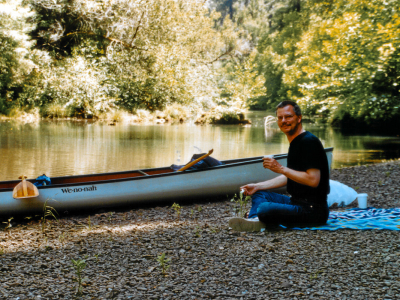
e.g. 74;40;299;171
0;148;333;217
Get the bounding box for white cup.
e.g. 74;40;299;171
357;193;368;209
264;155;274;159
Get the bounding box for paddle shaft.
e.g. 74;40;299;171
177;149;214;172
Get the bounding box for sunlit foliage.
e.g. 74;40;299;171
0;0;38;113
214;0;306;110
2;0;399;129
2;0;259;118
220;51;266;110
216;0;400;130
27;0;241;115
285;0;400;128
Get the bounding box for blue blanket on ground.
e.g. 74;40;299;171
284;207;400;231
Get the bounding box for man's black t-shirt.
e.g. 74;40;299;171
287;131;330;206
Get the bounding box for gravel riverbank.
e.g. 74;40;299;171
1;160;400;299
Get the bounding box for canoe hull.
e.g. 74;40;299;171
0;148;333;216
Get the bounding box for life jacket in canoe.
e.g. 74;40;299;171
34;174;52;187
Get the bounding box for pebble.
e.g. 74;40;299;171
0;160;400;299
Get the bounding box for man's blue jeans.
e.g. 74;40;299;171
248;190;329;226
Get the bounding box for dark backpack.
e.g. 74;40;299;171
170;154;223;171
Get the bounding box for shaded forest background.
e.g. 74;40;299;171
1;0;399;131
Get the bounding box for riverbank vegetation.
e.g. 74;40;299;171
1;0;399;130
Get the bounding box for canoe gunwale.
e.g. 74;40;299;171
0;147;333;192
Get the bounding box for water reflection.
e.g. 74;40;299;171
1;113;399;181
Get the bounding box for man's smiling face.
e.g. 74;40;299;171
276;105;302;136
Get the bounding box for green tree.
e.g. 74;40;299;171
0;0;37;114
217;0;310;110
285;0;400;130
259;0;313;109
23;0;242;116
220;50;266;110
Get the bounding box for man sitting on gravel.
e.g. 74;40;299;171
229;101;330;231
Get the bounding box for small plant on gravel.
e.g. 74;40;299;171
210;227;218;234
190;209;195;218
378;180;383;186
194;226;201;238
231;191;251;218
171;203;182;219
94;254;100;262
0;246;4;255
157;253;171;276
197;205;203;212
87;216;92;230
108;212;113;222
71;258;88;296
41;198;58;234
310;270;322;280
2;217;13;236
385;171;391;177
58;232;67;245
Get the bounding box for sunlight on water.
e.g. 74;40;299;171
1;112;400;181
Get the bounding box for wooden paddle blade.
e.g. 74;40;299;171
178;149;214;172
13;180;39;199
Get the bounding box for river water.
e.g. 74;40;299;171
1;111;400;181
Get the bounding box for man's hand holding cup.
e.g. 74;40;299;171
263;154;284;174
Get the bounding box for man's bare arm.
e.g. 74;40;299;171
263;157;320;188
282;168;320;188
240;175;287;196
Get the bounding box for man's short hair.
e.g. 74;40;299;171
276;100;302;116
